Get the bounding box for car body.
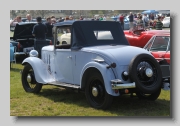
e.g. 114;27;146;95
144;33;170;89
124;27;170;48
162;17;170;28
144;33;170;64
10;22;51;58
21;21;169;109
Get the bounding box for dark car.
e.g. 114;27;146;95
10;22;52;59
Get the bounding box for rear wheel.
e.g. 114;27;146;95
85;71;113;109
21;64;42;93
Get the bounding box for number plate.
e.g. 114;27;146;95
23;47;34;53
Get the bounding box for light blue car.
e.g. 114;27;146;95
21;21;169;109
10;43;15;68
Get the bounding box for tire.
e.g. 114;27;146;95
85;71;113;109
136;88;161;101
62;41;67;44
128;54;162;94
21;64;42;93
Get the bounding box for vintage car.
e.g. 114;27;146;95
144;33;170;64
144;33;170;90
21;21;169;109
10;22;52;59
124;27;170;48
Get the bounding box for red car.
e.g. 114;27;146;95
124;27;170;48
143;33;170;64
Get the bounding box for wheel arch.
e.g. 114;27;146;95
80;62;119;96
22;57;55;84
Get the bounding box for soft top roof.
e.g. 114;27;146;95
58;21;129;49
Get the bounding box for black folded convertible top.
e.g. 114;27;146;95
55;20;129;49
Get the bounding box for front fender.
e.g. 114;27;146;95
80;61;119;96
22;57;55;84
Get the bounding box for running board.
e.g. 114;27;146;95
47;81;80;89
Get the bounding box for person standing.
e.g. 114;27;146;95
143;13;149;30
128;12;134;30
136;15;143;30
103;15;106;21
79;15;84;20
32;17;47;40
58;17;64;22
45;17;54;44
10;16;22;26
119;14;124;30
32;17;48;57
155;17;163;30
26;14;33;22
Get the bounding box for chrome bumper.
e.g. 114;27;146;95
14;52;26;55
111;79;136;89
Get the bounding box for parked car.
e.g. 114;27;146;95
162;17;170;28
144;33;170;90
21;21;170;109
10;43;16;68
124;26;170;48
144;33;170;64
10;22;52;59
57;26;71;44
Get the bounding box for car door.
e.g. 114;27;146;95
54;49;74;83
149;36;169;62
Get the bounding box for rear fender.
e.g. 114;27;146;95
22;57;55;84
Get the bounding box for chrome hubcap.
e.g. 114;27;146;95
92;87;98;97
145;68;153;77
27;74;31;83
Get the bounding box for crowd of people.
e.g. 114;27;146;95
10;12;168;42
118;12;165;30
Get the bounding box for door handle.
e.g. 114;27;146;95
67;56;72;59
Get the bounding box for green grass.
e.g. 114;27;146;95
10;63;170;116
10;31;14;37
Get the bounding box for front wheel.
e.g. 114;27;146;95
21;64;42;93
136;88;161;101
85;71;113;109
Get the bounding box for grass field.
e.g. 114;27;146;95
10;62;170;116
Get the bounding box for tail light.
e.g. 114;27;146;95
49;40;52;45
17;42;21;51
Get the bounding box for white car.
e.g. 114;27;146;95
162;17;170;28
58;33;71;44
21;21;169;109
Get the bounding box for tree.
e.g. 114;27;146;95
10;10;17;19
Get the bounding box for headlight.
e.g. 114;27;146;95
29;50;38;57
